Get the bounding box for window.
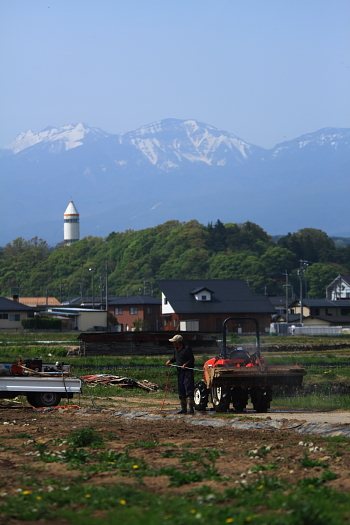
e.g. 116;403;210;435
114;307;123;315
9;314;20;322
341;308;350;316
173;319;177;327
201;295;206;301
0;313;8;319
164;318;168;327
164;297;167;305
147;307;153;314
130;307;138;315
311;308;320;316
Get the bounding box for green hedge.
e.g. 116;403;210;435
21;318;62;330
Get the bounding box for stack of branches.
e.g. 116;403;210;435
81;374;158;392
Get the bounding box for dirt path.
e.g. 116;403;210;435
97;395;350;426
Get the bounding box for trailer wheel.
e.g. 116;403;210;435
211;387;230;412
232;387;248;412
194;381;208;411
251;388;271;413
27;392;61;408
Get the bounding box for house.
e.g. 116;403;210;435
108;295;162;331
288;298;350;327
44;307;108;331
326;275;350;300
157;279;275;333
0;297;36;330
7;296;62;311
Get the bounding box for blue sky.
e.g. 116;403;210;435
1;0;349;149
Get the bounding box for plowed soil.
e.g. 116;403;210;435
1;400;350;516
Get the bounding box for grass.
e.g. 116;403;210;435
1;473;350;524
1;331;350;410
273;393;350;411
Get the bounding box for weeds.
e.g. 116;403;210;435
1;471;349;524
250;462;279;472
13;432;32;438
68;428;104;448
301;451;329;468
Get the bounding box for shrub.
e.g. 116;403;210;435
21;317;62;330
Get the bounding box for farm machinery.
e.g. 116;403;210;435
194;317;306;413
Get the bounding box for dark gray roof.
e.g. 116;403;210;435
331;300;350;307
268;295;294;307
157;280;275;314
272;313;301;322
108;295;161;306
290;298;335;307
290;298;350;308
191;286;214;294
0;297;36;312
306;315;350;325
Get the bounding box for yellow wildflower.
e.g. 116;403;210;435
119;499;126;505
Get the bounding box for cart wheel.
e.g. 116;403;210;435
194;381;208;411
27;392;62;408
211;387;230;412
232;387;248;412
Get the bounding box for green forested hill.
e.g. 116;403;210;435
0;221;349;301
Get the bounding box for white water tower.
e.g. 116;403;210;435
64;200;80;245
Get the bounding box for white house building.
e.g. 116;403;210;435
326;275;350;300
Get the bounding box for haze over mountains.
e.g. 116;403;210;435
1;119;349;246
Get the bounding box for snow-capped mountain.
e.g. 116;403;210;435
270;127;350;160
1;119;349;246
2;119;263;168
3;123;110;155
117;119;264;168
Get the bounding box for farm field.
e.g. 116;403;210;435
1;403;350;525
1;332;350;523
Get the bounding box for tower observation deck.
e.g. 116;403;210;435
64;200;80;245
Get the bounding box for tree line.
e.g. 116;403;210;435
0;220;349;301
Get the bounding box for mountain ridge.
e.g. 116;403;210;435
1;119;349;246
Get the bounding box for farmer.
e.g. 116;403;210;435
166;334;195;414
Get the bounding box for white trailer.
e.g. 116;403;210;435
0;362;82;407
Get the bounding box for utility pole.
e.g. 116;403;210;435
89;268;96;309
99;275;104;310
105;260;108;312
298;260;308;325
283;271;289;323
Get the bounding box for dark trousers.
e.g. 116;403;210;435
177;369;194;399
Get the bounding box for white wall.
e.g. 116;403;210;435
77;311;108;331
161;293;174;314
0;312;27;330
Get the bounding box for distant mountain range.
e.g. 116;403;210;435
1;119;349;246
